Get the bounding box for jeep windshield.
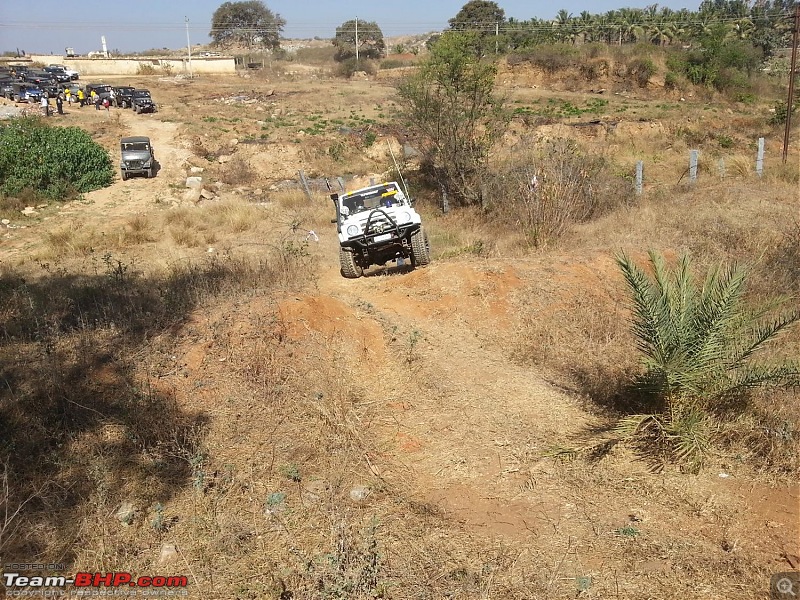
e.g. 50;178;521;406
92;85;112;93
133;90;151;99
341;185;404;216
122;142;150;152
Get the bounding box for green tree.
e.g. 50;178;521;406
332;19;385;61
0;118;113;201
210;1;286;50
614;251;800;470
448;0;506;31
398;31;508;206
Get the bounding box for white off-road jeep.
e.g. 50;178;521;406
331;181;431;278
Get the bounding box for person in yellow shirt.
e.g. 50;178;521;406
64;88;72;105
77;88;85;108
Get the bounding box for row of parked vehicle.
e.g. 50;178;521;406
0;77;156;114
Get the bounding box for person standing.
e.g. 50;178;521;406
64;88;71;105
77;88;85;107
56;92;64;115
40;92;49;117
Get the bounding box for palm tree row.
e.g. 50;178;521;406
489;0;796;55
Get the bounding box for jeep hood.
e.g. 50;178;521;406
121;151;152;162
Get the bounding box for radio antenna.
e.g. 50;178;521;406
387;141;411;200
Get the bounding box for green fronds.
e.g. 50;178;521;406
613;250;800;469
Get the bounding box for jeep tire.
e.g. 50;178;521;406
410;227;431;267
121;171;128;181
339;248;363;279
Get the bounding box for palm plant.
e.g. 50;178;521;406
614;251;800;469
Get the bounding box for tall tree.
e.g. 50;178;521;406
448;0;506;31
448;1;507;53
332;19;385;61
210;1;286;50
398;31;508;206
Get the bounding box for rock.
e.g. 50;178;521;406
403;144;420;159
207;247;215;253
1;219;9;226
217;155;231;164
182;188;202;203
189;166;205;174
212;181;229;192
115;502;137;526
252;188;263;196
21;207;38;216
230;138;239;146
200;188;216;200
265;89;275;97
158;543;179;566
185;176;203;188
349;484;371;503
36;204;48;209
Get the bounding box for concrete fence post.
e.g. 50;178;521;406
689;150;699;182
635;161;643;195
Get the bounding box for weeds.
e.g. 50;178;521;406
487;138;634;247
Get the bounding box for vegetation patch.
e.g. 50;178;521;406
0;117;114;202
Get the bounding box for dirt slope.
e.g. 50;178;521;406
1;85;797;599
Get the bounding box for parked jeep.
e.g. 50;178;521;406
131;89;156;114
120;136;156;180
84;83;113;101
113;86;135;108
9;83;43;103
331;181;430;278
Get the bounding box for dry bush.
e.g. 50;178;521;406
219;156;258;186
579;58;610;81
163;206;200;227
205;200;265;233
486;138;635;247
118;214;156;246
42;224;101;258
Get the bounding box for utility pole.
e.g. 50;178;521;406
783;4;800;164
495;22;499;54
186;16;193;78
355;16;359;68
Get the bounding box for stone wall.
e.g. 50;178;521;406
26;56;235;76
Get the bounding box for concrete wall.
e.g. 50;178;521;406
26;55;236;76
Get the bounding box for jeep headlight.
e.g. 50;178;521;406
399;211;411;223
346;224;360;237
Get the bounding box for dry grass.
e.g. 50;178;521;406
0;56;797;600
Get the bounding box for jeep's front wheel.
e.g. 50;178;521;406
339;248;363;279
410;227;431;267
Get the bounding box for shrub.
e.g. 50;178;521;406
0;118;114;201
380;59;408;70
664;71;680;90
614;251;800;471
579;59;609;81
627;58;656;88
486;138;634;247
334;58;377;78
